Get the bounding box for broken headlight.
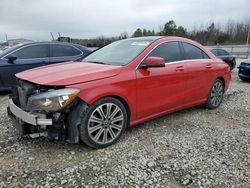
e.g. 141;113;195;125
27;88;80;112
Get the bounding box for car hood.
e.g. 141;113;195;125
16;61;123;86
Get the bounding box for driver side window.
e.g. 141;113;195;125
148;42;183;63
8;44;48;60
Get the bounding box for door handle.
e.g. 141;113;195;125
175;66;184;72
206;63;212;69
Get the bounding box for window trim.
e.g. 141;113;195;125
137;41;211;70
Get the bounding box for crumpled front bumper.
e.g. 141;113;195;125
7;98;53;134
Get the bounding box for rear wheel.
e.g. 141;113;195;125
79;97;127;149
204;79;224;109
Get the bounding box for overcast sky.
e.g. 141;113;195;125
0;0;249;42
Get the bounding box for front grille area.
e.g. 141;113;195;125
12;79;64;111
12;80;42;111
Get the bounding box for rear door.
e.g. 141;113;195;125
50;44;83;64
181;42;213;103
0;44;49;88
136;41;189;119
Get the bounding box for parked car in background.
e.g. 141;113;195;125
210;48;236;70
7;37;231;149
0;42;91;91
238;58;250;81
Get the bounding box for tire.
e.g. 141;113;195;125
204;79;224;109
79;97;128;149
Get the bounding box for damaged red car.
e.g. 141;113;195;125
7;37;231;148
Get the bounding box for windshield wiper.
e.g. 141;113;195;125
88;61;107;65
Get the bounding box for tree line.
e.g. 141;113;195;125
132;20;250;45
72;20;249;47
68;33;128;48
3;20;248;47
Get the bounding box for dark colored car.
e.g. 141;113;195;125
0;42;91;91
8;37;230;149
238;58;250;81
210;48;236;70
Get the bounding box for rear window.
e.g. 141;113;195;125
51;44;82;57
182;42;210;60
210;49;218;56
217;49;229;56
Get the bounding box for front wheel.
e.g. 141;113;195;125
204;79;224;109
79;97;127;149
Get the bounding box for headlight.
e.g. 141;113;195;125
27;88;80;112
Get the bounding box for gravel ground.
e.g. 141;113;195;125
0;59;249;188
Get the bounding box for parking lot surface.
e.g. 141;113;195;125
0;59;249;188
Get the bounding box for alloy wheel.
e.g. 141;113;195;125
210;81;223;107
87;103;124;144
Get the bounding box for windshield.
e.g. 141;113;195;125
83;38;155;65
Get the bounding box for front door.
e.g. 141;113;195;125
0;44;49;88
136;41;189;119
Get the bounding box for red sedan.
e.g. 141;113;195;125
8;37;231;148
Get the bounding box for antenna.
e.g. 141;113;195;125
50;32;55;41
247;27;250;45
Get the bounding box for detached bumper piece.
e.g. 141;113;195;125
8;99;52;126
8;95;80;143
7;98;53;137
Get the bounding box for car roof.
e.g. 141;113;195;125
126;36;163;41
0;42;90;57
209;48;228;51
125;36;197;42
19;41;82;46
127;36;210;46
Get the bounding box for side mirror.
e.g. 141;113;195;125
7;54;17;64
142;56;165;68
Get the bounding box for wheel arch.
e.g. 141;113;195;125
78;94;131;125
107;95;131;122
216;76;225;91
